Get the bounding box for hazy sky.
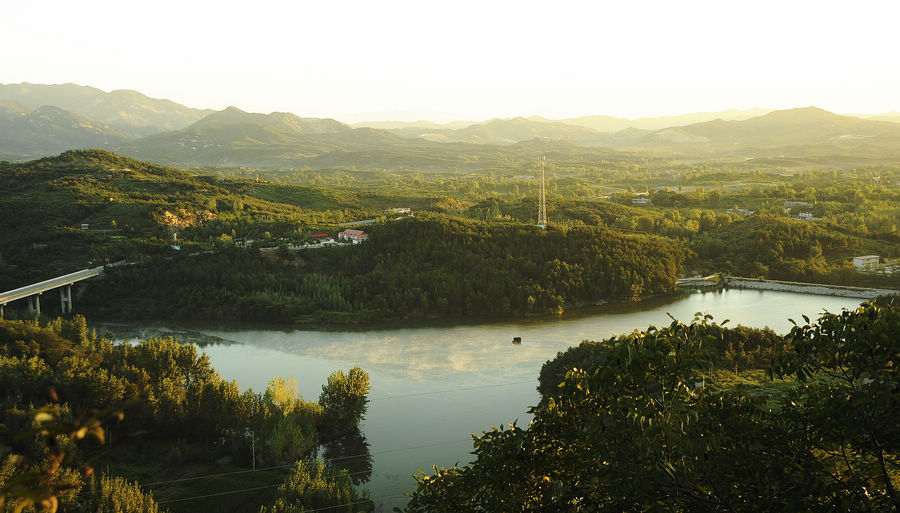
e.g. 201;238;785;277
2;0;898;122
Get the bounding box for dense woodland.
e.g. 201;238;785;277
79;216;684;323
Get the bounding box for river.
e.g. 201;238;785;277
106;289;864;511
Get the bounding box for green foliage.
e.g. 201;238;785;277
341;215;684;319
405;299;900;512
3;150;897;322
0;403;123;513
538;322;785;396
0;315;372;512
318;368;370;439
259;459;370;513
258;378;321;465
80;474;164;513
772;297;900;511
81;215;684;324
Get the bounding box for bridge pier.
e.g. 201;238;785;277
0;265;103;319
28;294;41;317
60;285;73;314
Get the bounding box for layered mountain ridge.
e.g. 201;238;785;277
2;82;899;168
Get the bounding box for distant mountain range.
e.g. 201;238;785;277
533;108;774;132
0;82;213;136
858;111;900;124
2;82;899;168
627;107;900;155
352;119;478;130
380;116;609;146
0;102;130;159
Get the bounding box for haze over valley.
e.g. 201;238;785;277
4;82;900;169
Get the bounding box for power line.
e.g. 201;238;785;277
142;437;471;487
156;476;408;508
156;483;279;504
142;464;290;487
305;496;409;513
157;468;372;504
141;378;538;488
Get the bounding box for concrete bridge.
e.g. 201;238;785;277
0;266;105;318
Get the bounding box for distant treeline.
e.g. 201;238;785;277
80;215;685;324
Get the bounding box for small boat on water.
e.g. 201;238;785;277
512;336;522;344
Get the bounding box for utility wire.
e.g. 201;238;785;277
142;437;471;487
156;484;279;504
157;475;408;507
157;468;373;504
304;495;409;513
141;378;537;487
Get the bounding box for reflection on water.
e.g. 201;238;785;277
321;428;373;486
98;290;863;511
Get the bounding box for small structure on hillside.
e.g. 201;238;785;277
853;255;880;271
338;229;368;244
632;197;652;205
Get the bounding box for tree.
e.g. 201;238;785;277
80;474;163;513
318;367;370;439
259;459;370;513
0;403;123;513
773;296;900;512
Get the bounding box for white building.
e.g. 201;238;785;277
632;197;652;205
338;229;368;244
853;255;879;270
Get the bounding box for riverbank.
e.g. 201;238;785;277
678;275;899;299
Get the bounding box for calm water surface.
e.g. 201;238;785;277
108;290;863;511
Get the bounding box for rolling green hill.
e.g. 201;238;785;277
0;150;396;288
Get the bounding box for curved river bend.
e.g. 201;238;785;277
108;289;864;511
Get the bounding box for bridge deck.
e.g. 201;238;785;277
0;266;104;305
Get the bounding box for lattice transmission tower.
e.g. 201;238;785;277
537;156;548;227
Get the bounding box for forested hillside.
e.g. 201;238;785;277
1;149;897;323
81;216;684;323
